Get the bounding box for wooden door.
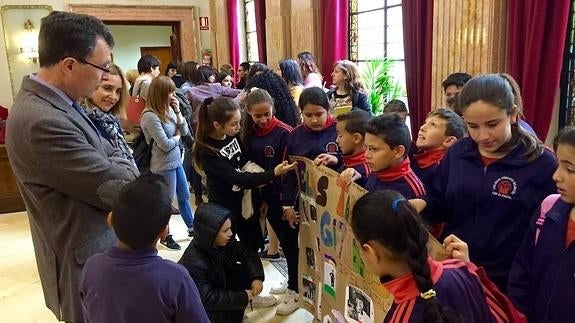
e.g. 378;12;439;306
140;46;172;76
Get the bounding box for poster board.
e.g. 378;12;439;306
292;156;448;322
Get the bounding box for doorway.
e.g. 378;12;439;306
68;5;200;62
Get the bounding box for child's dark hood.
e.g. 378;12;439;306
193;203;231;253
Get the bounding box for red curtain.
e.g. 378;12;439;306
254;0;267;64
507;0;570;139
402;0;433;139
321;0;349;86
226;0;240;82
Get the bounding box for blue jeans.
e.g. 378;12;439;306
155;164;194;228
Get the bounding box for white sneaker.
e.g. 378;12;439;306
251;295;277;308
276;290;299;315
270;279;288;294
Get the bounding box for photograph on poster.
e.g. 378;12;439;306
323;259;337;298
302;275;316;305
306;247;316;269
345;285;374;323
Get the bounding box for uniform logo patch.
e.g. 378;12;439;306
325;142;339;154
265;145;275;158
492;176;517;199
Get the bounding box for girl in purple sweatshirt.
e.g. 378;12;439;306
352;190;499;323
508;126;575;322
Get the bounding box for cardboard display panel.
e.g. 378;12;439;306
292;156;448;322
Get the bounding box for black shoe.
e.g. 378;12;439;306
188;228;194;238
160;235;181;250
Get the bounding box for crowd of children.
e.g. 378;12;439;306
76;54;573;323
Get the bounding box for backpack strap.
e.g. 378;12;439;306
535;194;561;245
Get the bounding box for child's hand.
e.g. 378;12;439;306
408;198;427;213
274;161;297;176
251;279;263;296
314;153;338;166
443;234;470;263
282;207;299;229
337;168;361;187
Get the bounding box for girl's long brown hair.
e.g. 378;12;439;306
146;76;175;123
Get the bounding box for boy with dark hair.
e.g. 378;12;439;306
363;114;425;198
316;110;371;187
413;108;466;188
441;72;472;109
79;174;209;323
382;99;408;121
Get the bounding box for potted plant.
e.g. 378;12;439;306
361;58;403;115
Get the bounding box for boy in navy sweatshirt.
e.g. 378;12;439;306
316;110;371;187
79;174;209;323
363;113;425;199
412;108;466;188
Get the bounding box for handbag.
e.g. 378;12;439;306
126;83;146;124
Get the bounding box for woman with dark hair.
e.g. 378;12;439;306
133;54;161;101
165;61;186;88
351;190;499;323
186;66;241;128
327;60;371;114
216;71;233;88
413;74;557;291
279;58;304;107
245;69;299;127
297;51;323;88
246;62;270;83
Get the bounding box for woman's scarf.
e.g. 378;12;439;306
82;102;135;164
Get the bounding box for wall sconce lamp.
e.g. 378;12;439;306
18;19;39;64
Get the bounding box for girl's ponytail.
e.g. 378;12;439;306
191;96;240;171
398;200;460;323
191;97;213;171
351;191;463;323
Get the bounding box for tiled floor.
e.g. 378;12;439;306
0;211;314;323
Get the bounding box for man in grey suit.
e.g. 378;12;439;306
5;11;138;322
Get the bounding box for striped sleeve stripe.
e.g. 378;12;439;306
405;173;426;196
483;290;508;323
390;299;416;323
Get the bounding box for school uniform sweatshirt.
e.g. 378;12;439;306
79;246;209;323
508;197;575;323
382;258;495;323
412;149;446;189
364;158;426;199
282;117;341;206
245;117;292;196
424;137;557;290
198;135;275;215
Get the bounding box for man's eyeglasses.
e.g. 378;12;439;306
76;58;112;73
